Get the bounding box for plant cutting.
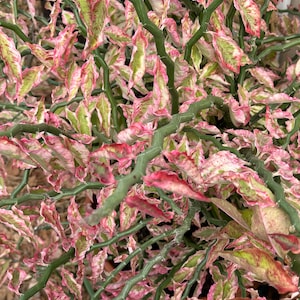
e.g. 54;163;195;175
0;0;299;299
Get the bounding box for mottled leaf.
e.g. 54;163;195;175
233;0;261;37
143;171;209;202
220;248;299;294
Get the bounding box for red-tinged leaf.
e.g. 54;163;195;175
234;172;276;207
44;280;69;299
51;24;77;69
15;137;52;170
249;67;280;89
143;171;210;202
65;61;81;101
233;0;261;37
0;28;22;85
40;201;67;242
125;195;172;221
117;122;154;144
94;94;111;137
220;248;299;294
153;58;171;115
129;26;148;89
7;268;27;295
148;0;169;18
226;96;250;127
210;197;250;230
0;207;35;242
18;65;44;102
61;268;82;300
251;92;300;104
269;233;300;254
162;18;181;44
90;0;109;50
163;150;203;185
65;138;89;167
211;31;251;73
86;249;107;284
80;57;98;99
43;135;75;173
251;206;291;257
104;25;132;45
73;0;91;31
120;202;138;231
26;43;53;69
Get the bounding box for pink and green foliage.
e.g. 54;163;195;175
0;0;300;299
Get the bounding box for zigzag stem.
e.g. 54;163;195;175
129;0;179;114
94;53;120;133
184;0;223;62
0;182;104;207
113;203;197;300
20;219;150;300
0;123;74;139
86;96;223;225
242;149;300;234
91;229;174;298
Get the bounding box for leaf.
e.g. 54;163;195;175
80;57;98;99
125;195;172;221
143;170;209;202
40;201;67;243
0;206;35;243
211;31;251;73
7;268;27;295
94;94;111;137
18;65;44;101
233;173;276;207
66;61;81;101
129;26;148;89
0;28;22;85
210;197;249;230
248;67;280;89
220;247;299;294
269;233;300;255
163;150;203;185
61;268;82;300
233;0;261;37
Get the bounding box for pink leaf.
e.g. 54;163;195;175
163;150;203;185
125;195;172;221
129;26;148;89
221;247;299;294
233;0;261;37
61;268;82;300
0;28;22;87
143;170;209;202
7;268;27;295
269;233;300;254
211;31;251;73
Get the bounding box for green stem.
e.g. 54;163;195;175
0;123;74;139
20;248;76;300
86;96;224;225
94;54;120;132
242;150;300;234
184;0;223;62
181;242;215;299
92;230;174;299
129;0;179;114
114;204;197;300
0;182;104;207
10;169;30;198
256;39;300;62
0;21;30;42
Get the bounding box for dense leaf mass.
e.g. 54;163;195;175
0;0;299;299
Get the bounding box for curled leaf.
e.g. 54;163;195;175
143;170;209;202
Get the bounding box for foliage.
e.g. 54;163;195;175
0;0;299;299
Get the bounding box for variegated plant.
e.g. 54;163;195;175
0;0;299;299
